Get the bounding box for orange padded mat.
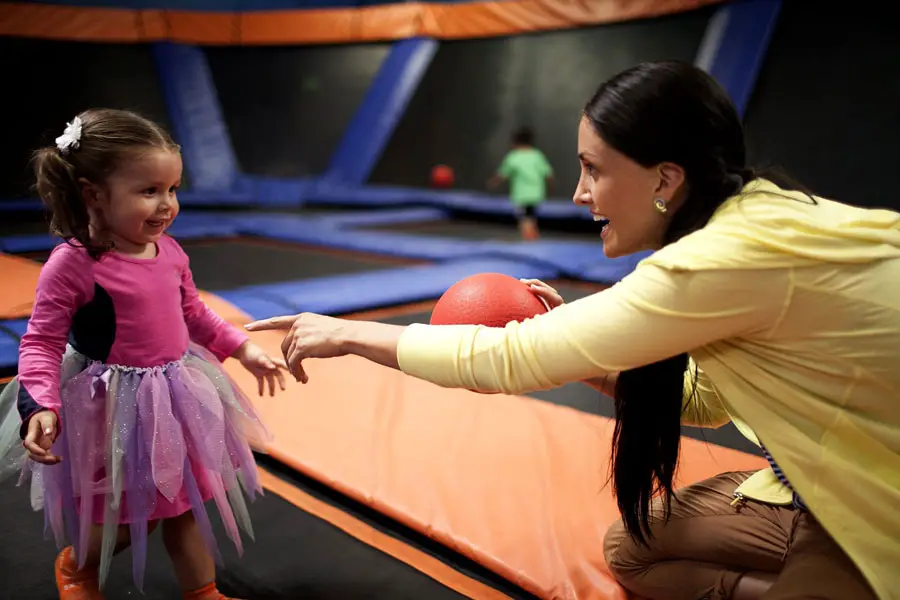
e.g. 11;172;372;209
225;328;768;600
5;254;768;599
0;253;43;319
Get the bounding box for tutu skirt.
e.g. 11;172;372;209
0;342;272;590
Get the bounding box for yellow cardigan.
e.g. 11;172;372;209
682;360;794;505
397;179;900;600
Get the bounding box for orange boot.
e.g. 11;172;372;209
55;546;104;600
183;582;245;600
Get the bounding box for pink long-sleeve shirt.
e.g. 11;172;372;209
16;235;248;428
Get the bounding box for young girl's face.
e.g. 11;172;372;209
93;149;182;254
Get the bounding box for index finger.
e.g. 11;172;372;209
244;315;298;332
270;357;290;372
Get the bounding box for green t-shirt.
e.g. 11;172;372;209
497;147;553;206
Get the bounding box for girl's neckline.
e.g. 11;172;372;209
104;242;160;264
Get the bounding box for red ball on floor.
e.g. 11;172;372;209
430;164;455;188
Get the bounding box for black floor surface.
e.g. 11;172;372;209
0;211;50;236
17;239;408;292
180;239;407;291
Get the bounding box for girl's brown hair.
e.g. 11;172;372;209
32;108;180;258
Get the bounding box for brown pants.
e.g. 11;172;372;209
603;471;876;600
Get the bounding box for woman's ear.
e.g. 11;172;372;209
654;162;686;204
654;163;687;210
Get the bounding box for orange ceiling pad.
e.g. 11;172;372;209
227;328;768;600
0;0;724;46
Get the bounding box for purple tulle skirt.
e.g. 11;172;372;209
0;342;272;591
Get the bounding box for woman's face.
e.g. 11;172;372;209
573;116;684;258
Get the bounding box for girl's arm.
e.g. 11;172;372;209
16;246;93;436
179;264;248;361
166;238;248;361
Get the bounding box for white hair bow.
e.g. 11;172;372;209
55;116;83;154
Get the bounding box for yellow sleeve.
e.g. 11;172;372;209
682;358;731;428
397;264;791;395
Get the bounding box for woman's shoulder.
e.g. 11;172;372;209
642;179;900;273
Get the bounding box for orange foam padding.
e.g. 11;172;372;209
1;262;764;599
0;0;724;45
0;254;241;324
258;469;514;600
0;253;43;320
224;328;769;600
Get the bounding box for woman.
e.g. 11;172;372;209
247;61;899;600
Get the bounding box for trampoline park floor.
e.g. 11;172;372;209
0;214;763;599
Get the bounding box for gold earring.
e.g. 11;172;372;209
654;197;668;214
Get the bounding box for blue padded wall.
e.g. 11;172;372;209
323;37;438;186
694;0;782;117
154;42;241;191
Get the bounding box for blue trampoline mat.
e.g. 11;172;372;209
0;233;60;254
0;256;560;366
0;202;632;368
0;183;593;222
304;184;594;221
0;319;28;369
0;206;634;285
217;256;560;320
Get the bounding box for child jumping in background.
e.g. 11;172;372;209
487;127;554;240
0;109;287;599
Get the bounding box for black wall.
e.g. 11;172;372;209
744;2;900;210
2;38;176;199
369;8;715;195
205;43;390;179
4;3;898;213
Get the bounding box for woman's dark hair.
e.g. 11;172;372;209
583;60;754;545
31;108;180;258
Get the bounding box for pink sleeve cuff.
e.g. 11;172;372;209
206;326;249;362
19;407;62;441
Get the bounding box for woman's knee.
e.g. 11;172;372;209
603;516;645;581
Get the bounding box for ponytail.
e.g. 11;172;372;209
611;353;691;544
31;148;109;258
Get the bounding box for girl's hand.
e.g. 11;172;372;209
233;341;288;396
23;410;61;465
521;279;565;310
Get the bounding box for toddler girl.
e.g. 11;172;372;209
0;109;286;599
